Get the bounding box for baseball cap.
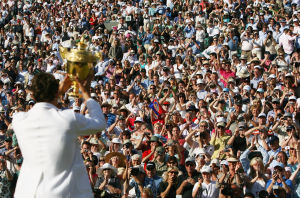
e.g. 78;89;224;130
227;157;239;162
258;113;266;118
111;138;122;144
257;88;264;93
149;136;159;142
134;117;144;123
284;112;292;118
268;135;279;144
197;79;205;84
185;157;196;164
123;139;132;145
146;162;156;170
289;96;297;101
220;160;229;166
200;166;212;173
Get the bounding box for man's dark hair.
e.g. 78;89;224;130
31;72;59;103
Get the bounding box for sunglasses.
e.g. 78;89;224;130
186;163;195;167
217;126;225;129
169;171;178;175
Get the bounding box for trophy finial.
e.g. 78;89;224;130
78;36;87;50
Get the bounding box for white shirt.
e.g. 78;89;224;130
192;181;219;198
12;99;106;198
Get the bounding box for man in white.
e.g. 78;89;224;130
192;166;219;198
12;73;107;198
279;28;297;63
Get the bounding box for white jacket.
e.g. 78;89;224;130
12;99;106;198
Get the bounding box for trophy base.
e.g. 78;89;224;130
68;92;82;98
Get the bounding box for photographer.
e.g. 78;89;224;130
124;162;162;198
107;115;127;137
151;146;167;177
121;139;138;160
266;162;292;197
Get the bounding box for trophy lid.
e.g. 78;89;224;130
59;37;100;63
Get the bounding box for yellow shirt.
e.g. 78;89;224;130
210;135;231;159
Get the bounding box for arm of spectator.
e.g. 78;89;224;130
281;135;292;149
135;133;147;150
141;149;155;163
107;118;119;134
289;164;300;184
209;98;218;113
257;144;270;165
185;129;197;147
227;128;238;146
271;118;284;132
176;179;188;195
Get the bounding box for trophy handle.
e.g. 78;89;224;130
59;46;67;59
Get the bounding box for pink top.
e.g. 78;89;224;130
219;68;235;87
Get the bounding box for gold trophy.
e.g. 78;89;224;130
59;36;101;97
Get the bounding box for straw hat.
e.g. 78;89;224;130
104;152;126;167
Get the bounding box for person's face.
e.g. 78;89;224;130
251;161;260;171
113;143;120;150
150;141;158;149
103;169;112;177
202;172;211;180
146;167;155;178
185;162;196;172
102;106;109;114
258;116;266;124
131;158;140;166
168;169;178;180
111;156;119;164
167;161;177;167
276;153;285;163
270;141;279;151
228;161;237;171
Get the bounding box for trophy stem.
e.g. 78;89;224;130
68;81;81;98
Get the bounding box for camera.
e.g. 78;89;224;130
131;167;140;176
125;144;131;148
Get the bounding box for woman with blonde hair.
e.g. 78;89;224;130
159;166;180;198
249;157;267;197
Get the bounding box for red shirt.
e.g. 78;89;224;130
142;149;154;161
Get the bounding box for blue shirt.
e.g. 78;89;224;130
227;36;239;51
266;178;293;198
144;176;163;198
184;26;195;38
106;113;116;127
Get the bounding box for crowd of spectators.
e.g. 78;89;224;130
0;0;300;197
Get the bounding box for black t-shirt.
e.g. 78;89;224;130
232;135;247;155
158;181;180;198
177;171;201;198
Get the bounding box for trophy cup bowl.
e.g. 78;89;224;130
59;37;101;97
